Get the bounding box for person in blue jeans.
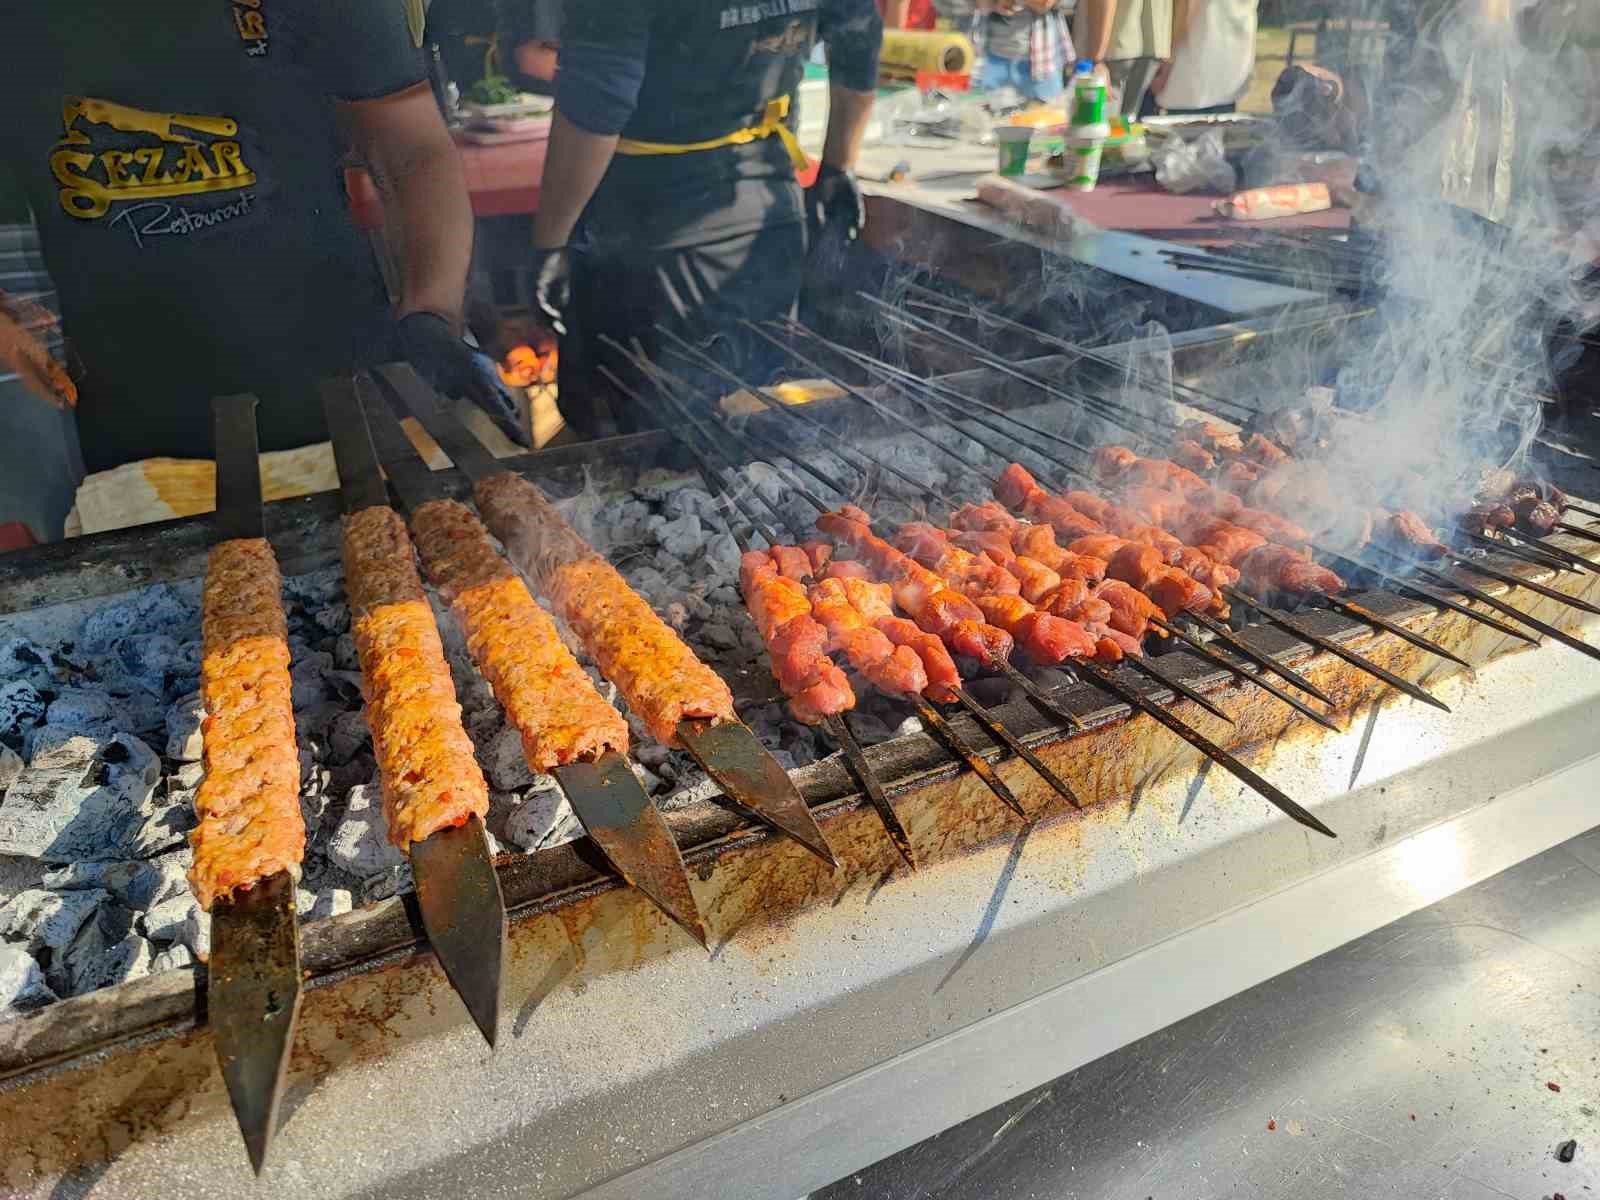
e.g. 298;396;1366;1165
969;0;1074;103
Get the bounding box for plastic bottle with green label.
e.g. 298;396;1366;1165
1065;60;1111;192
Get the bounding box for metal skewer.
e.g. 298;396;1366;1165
1147;615;1342;731
1072;661;1336;838
206;393;303;1175
356;383;722;941
829;714;917;870
1555;520;1600;545
622;352;1059;820
1221;588;1452;712
1429;546;1600;617
372;364;836;875
620;349;1327;835
1457;529;1581;575
320;375;509;1042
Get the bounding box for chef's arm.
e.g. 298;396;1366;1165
342;82;474;324
1077;0;1117;62
532;1;652;249
821;0;884;171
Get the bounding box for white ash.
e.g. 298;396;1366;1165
326;782;407;879
0;746;20;797
164;692;205;762
0;943;55;1013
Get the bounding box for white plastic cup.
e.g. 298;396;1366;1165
1064;134;1105;192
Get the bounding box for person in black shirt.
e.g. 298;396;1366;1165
523;0;883;436
0;0;519;472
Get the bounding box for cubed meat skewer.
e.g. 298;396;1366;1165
739;548;856;725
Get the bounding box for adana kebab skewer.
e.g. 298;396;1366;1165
634;350;1333;837
358;385;718;941
621;352;1082;817
371;365;835;870
320;376;507;1047
198;394;303;1173
652;330;1246;726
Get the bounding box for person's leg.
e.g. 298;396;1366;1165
1106;57;1161;117
1021;60;1065;104
981;55;1030;97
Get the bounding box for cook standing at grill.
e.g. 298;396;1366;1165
0;0;521;473
523;0;884;436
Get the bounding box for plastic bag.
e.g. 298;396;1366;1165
1153;128;1237;195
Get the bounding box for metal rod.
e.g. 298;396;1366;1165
1319;545;1540;645
657;324;1004;489
1148;616;1343;732
1369;547;1600;665
1555;520;1600;545
1182;611;1339;706
1435;546;1600;617
995;660;1089;733
912;697;1029;820
1123;655;1235;724
598;364;785;548
952;687;1081;809
1072;662;1337;838
1321;594;1474;668
828;714;917;871
1221;588;1452;712
1456;529;1578;574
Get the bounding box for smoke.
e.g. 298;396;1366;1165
1300;0;1600;527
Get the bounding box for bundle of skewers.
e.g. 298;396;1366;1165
607;291;1600;878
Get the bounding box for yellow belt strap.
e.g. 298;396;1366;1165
615;95;810;172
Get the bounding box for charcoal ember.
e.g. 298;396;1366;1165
283;566;342;610
171;761;204;790
139;892;209;958
0;733;186;862
633;740;671;770
0;944;55;1012
165;692;205;762
709;584;740;609
294;699;346;743
655;513;706;561
662;601;690;632
312;601;350;634
1;637;63;692
149;943;195;974
332;634;360;672
300;791;330;851
704;533;742;574
965;676;1012;707
326;710;371;766
0;746;20;797
360;863;414;903
61;928;153;996
289;651;334;711
0;680;47;748
698;622;740;651
80;583;194;655
163;640;202;697
843;712;894;744
305;888;353;920
0;887;109;955
479;726;535;792
38;688;115;739
42;860;165;910
326;782;407;878
631;761;666;795
663;771;721;809
664;486;717;521
323;669;366;704
114;633;181;686
325;751;376;800
503;780;573;851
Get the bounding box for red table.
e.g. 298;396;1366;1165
1045;173;1350;244
347;134;820;228
346;136;551;227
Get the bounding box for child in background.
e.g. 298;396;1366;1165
969;0;1076;104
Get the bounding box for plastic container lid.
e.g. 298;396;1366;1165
1074;59;1094;75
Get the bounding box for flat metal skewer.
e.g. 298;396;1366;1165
1370;546;1600;665
913;698;1029;820
828;714;917;870
1149;615;1343;731
1433;547;1600;617
322;374;508;1041
1072;662;1337;838
1457;529;1579;574
207;392;303;1174
952;688;1082;809
1183;610;1339;706
1122;655;1235;724
1221;587;1451;712
1555;520;1600;545
1320;594;1475;668
1318;544;1540;645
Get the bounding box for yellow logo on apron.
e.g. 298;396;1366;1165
50;96;258;220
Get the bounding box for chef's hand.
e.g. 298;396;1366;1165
396;311;532;448
806;163;867;247
522;247;573;337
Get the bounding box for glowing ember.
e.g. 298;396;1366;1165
498;343;558;388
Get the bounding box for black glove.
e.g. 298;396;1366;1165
805;163;866;246
522;246;573;336
395;311;532;448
